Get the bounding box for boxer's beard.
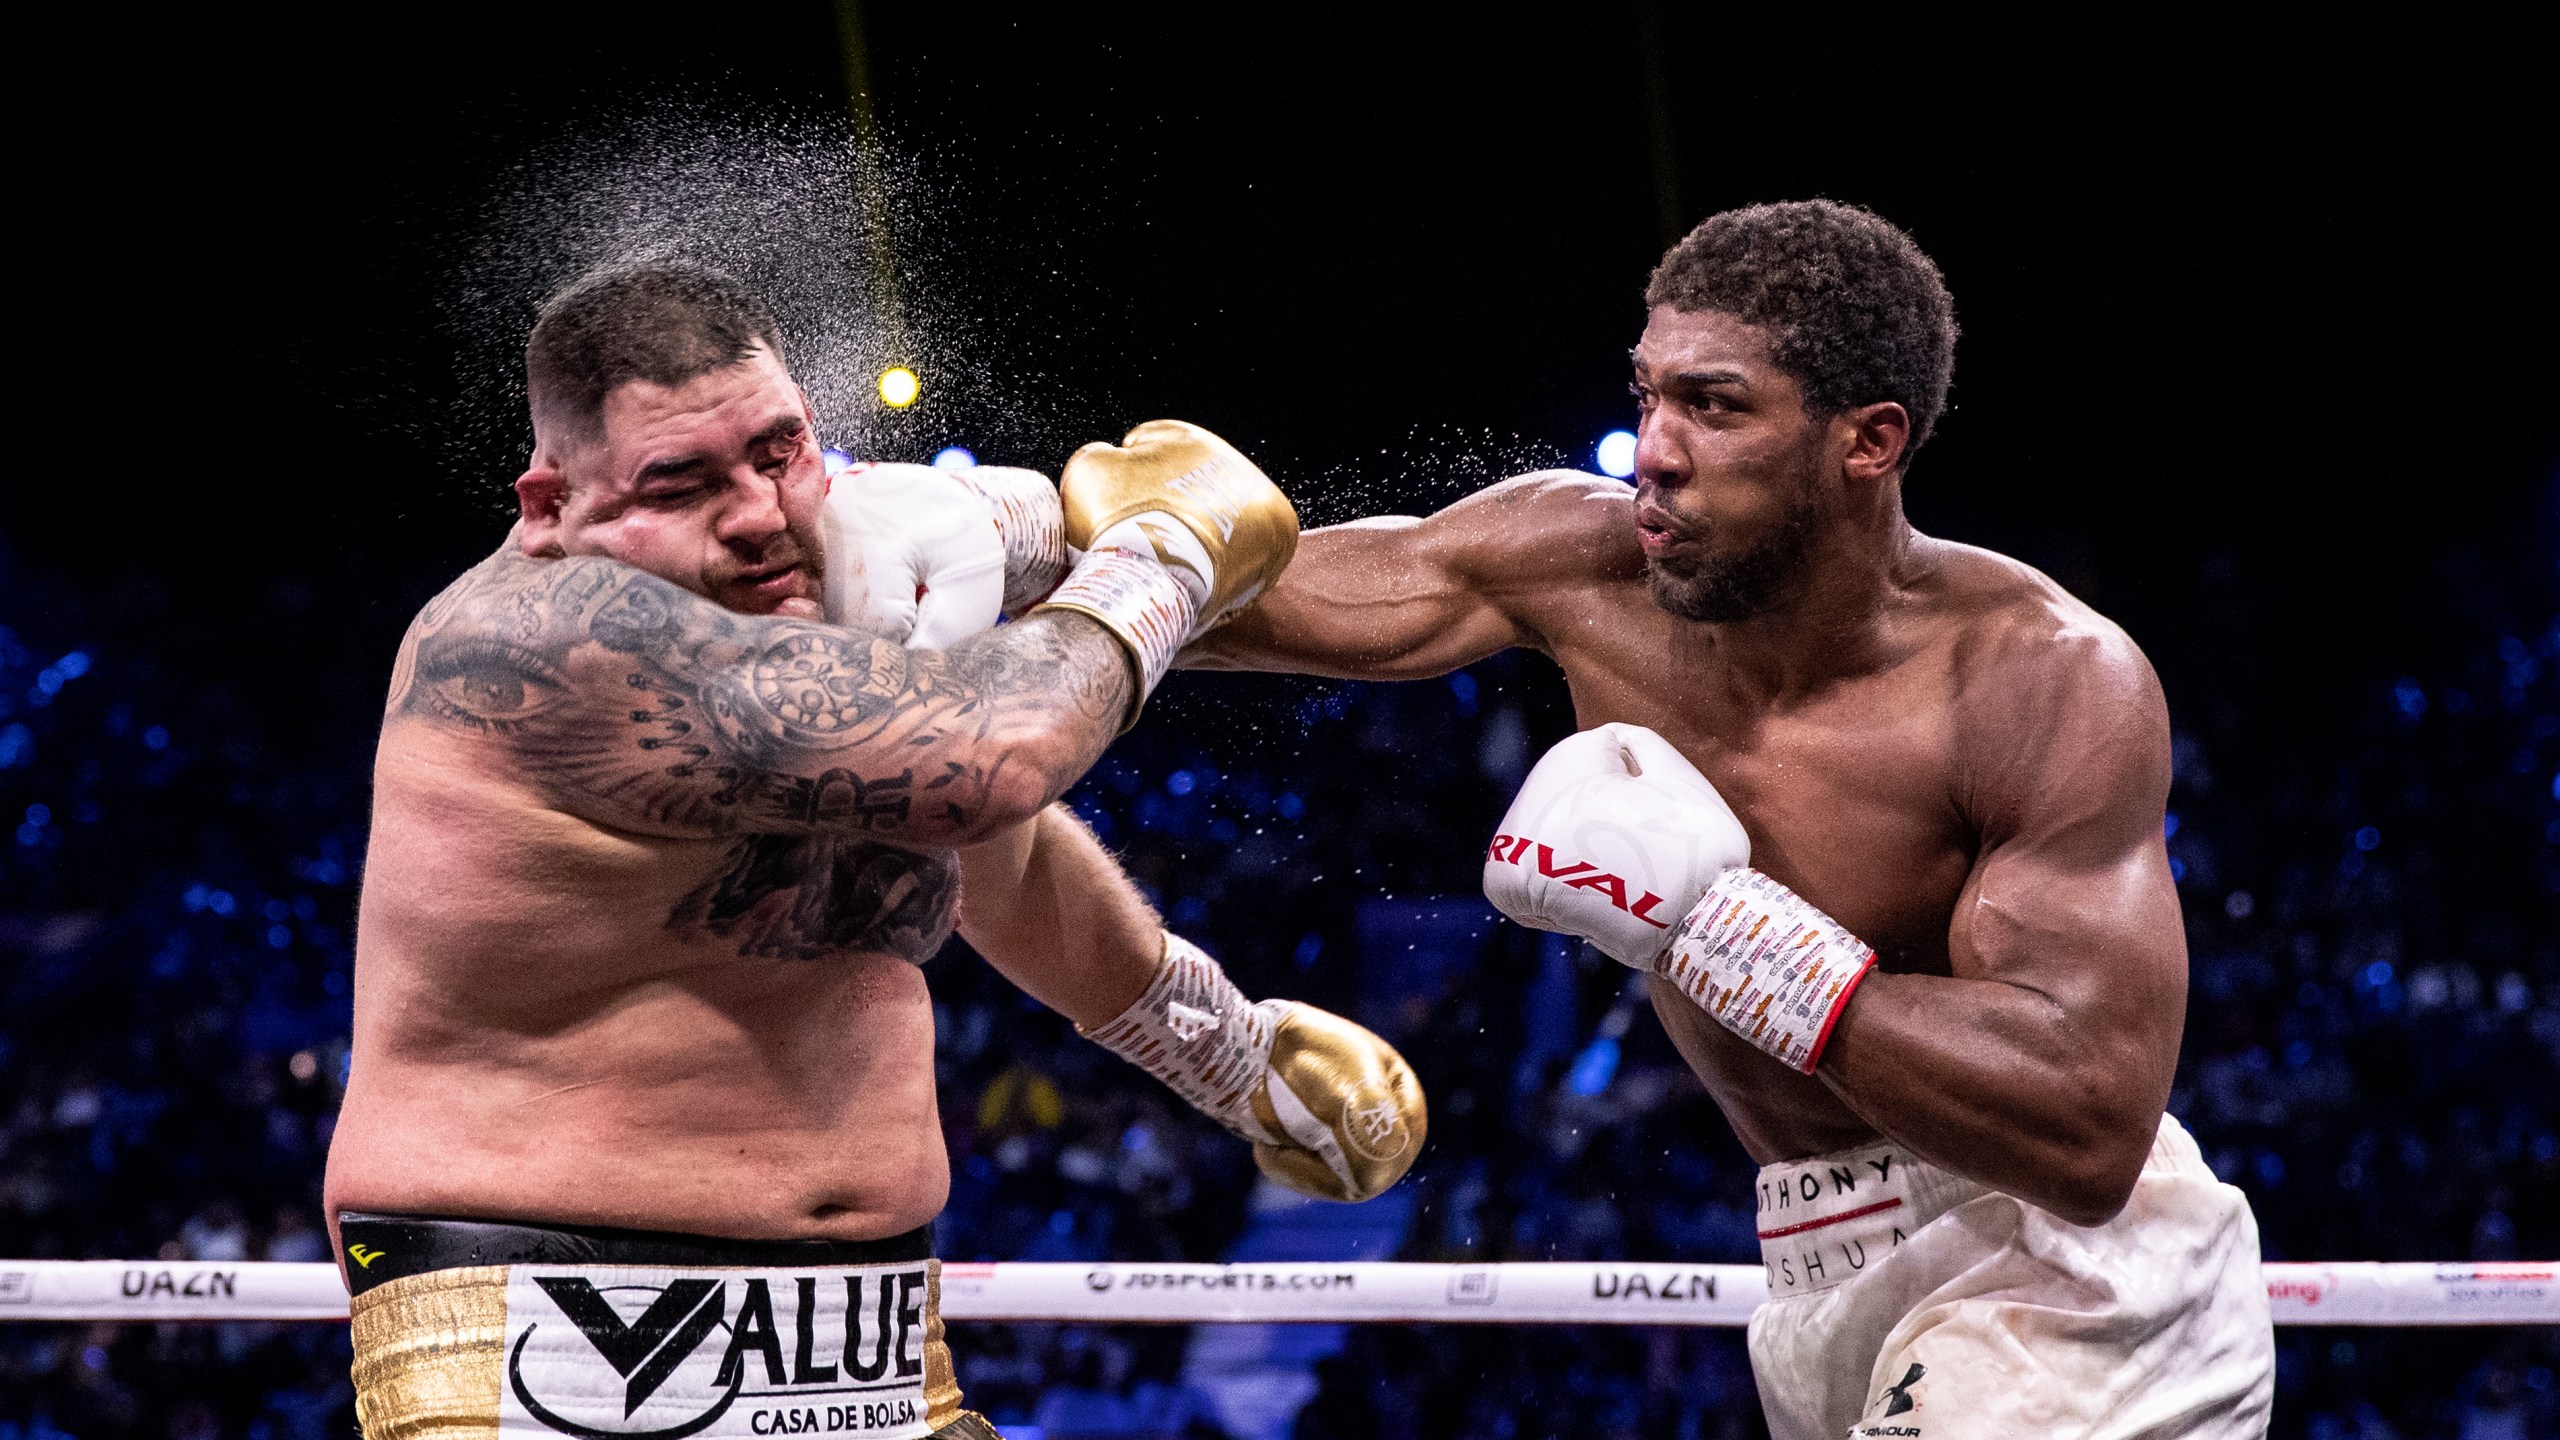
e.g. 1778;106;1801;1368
1645;491;1820;624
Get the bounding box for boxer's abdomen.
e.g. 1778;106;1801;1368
1650;981;1884;1164
325;745;951;1248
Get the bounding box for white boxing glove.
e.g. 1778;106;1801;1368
819;456;1069;647
1486;724;1878;1074
1483;723;1748;967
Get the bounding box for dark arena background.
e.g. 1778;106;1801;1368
4;6;2555;1438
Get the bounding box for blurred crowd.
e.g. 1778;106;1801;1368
1;527;2555;1440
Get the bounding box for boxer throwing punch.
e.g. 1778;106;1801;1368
327;263;1420;1440
1194;203;2272;1437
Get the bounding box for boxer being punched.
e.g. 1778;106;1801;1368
324;262;1420;1440
1193;203;2272;1437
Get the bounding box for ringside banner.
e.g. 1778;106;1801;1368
0;1261;351;1321
935;1261;1761;1326
1;1260;2551;1326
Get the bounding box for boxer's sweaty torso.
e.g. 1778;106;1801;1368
1206;474;2134;1169
324;550;957;1256
1536;540;1979;1163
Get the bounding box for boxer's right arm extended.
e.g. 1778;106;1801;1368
1182;470;1624;679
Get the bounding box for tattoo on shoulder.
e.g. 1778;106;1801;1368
387;546;1126;848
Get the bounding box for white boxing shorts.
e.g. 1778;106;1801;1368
1747;1114;2273;1439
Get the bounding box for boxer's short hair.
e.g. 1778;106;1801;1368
526;261;785;446
1646;200;1957;462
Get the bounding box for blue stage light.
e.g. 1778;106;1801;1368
933;446;976;471
1595;430;1638;478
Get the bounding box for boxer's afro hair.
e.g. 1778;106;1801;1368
1646;200;1957;463
526;260;785;445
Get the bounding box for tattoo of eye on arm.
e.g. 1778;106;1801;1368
389;549;1131;846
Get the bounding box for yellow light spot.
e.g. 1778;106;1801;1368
877;366;920;408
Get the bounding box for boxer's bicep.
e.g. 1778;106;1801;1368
1948;832;2185;1090
955;804;1163;1029
1944;631;2186;1104
1189;473;1596;678
394;554;1129;847
1816;627;2184;1222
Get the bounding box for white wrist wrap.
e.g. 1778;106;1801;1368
1659;868;1877;1074
951;466;1069;615
1039;534;1205;702
1080;932;1277;1142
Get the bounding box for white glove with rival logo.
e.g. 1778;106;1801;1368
1485;724;1878;1074
820;457;1069;647
1483;724;1748;966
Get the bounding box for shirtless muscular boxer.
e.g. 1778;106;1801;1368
324;263;1420;1440
1194;202;2273;1437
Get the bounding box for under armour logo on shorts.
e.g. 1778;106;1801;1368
1881;1362;1924;1416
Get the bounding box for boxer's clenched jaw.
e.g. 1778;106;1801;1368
515;344;829;618
1628;308;1834;624
1628;304;1914;625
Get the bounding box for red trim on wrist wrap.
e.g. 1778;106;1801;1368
1659;868;1878;1075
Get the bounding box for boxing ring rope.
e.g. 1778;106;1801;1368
4;1259;2553;1327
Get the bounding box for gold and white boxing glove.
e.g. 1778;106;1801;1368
1080;933;1425;1203
1033;421;1298;725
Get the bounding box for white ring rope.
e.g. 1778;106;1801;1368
2;1259;2552;1327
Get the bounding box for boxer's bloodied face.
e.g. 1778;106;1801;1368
1627;307;1831;624
516;345;828;618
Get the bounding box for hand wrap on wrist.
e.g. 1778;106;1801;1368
1080;932;1427;1202
1037;536;1206;713
1034;421;1297;730
1659;868;1877;1074
1078;932;1275;1138
949;466;1070;615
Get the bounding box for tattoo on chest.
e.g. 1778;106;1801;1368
669;834;959;964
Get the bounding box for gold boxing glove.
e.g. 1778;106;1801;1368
1081;933;1425;1203
1033;421;1299;727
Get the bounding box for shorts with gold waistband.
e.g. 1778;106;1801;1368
340;1210;995;1440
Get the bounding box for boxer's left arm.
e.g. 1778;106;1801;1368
952;805;1156;1028
953;804;1427;1203
1812;630;2185;1226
